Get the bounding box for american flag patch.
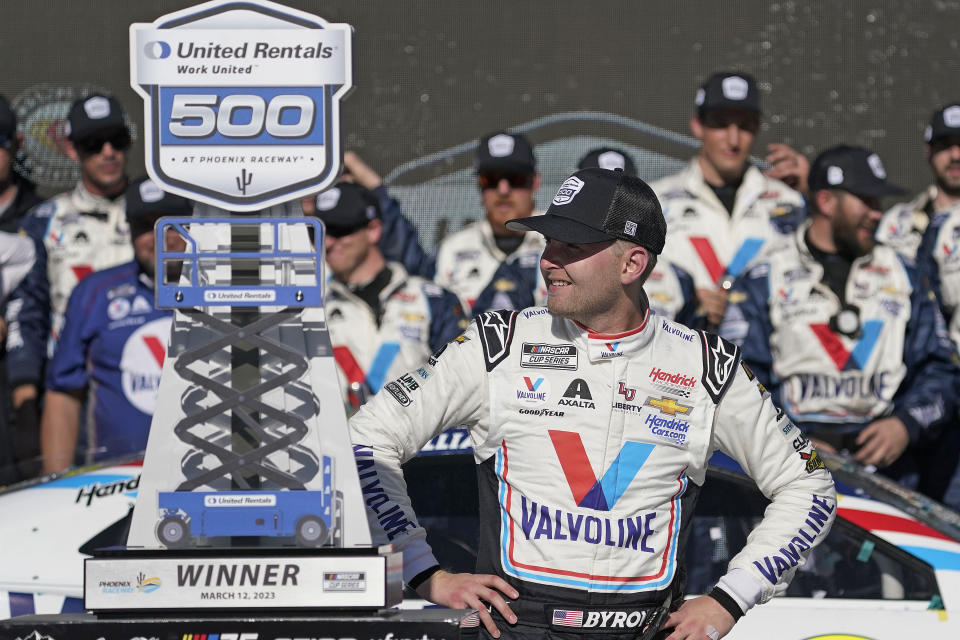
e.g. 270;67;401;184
459;612;480;628
552;609;583;627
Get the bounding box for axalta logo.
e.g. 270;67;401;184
649;367;697;388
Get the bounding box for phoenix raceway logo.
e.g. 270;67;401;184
136;571;162;593
548;429;654;511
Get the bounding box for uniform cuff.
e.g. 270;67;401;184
400;538;440;585
713;568;763;616
893;407;924;444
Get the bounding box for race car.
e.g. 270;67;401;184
2;443;960;639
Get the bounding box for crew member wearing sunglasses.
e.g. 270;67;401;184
6;94;135;478
431;131;546;316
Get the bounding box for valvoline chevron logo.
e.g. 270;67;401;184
549;430;654;511
810;320;883;370
517;376;550;404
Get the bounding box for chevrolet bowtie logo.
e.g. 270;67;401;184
644;396;692;416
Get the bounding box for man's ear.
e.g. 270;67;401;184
64;139;79;162
814;189;837;219
366;218;384;244
621;244;649;285
690;114;704;141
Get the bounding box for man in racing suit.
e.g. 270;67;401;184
5;94;134;474
431;132;546;316
40;177;191;473
877;104;960;259
311;182;466;410
721;145;958;494
650;72;804;328
351;168;836;640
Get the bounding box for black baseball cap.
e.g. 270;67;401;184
695;72;761;116
125;176;193;237
577;147;637;177
311;182;381;235
808;145;906;199
924;103;960;144
476;131;536;175
506;168;666;253
0;96;16;149
65;94;128;142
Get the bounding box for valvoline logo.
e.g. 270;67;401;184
549;430;654;511
810;320;883;370
601;342;621;358
517;376;550;404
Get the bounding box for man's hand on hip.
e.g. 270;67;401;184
415;569;518;638
661;595;735;640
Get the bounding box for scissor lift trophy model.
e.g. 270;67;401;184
0;1;469;638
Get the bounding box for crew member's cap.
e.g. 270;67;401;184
475;131;536;175
0;96;16;149
695;72;761;116
65;94;128;141
311;183;381;235
125;176;193;237
924;103;960;144
808;145;906;199
506;168;665;253
577;147;637;177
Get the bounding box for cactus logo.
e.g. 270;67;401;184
130;0;353;211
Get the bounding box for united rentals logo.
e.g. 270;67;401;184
643;396;692;416
549;429;654;511
130;0;352;211
810;320;884;370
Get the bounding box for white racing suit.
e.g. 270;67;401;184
651;161;805;291
876;186;956;259
6;182;131;388
351;308;836;637
431;218;546;316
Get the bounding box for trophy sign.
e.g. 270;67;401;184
82;0;402;614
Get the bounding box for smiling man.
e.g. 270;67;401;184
651;72;804;327
722;145;959;492
351;167;835;640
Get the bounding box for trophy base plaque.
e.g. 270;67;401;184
0;608;474;640
84;546;402;613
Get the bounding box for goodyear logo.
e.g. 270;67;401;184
643;396;692;416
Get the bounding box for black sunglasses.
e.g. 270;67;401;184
74;129;132;155
478;172;534;190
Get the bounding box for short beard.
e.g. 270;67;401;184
936;172;960;199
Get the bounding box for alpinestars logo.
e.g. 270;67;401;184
810;320;883;370
549;430;654;511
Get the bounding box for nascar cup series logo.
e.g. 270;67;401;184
130;0;353;211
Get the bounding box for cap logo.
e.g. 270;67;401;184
721;76;749;101
84;96;111;120
694;88;705;106
364;205;377;220
827;166;844;185
552;176;585;206
944;105;960;128
924;125;933;142
139;180;164;203
597;151;626;171
624;220;638;236
316;187;341;211
867;153;886;179
488;134;515;158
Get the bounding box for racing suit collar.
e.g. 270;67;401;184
682;158;766;219
572;306;654;362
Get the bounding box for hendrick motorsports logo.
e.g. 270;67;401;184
130;0;353;211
